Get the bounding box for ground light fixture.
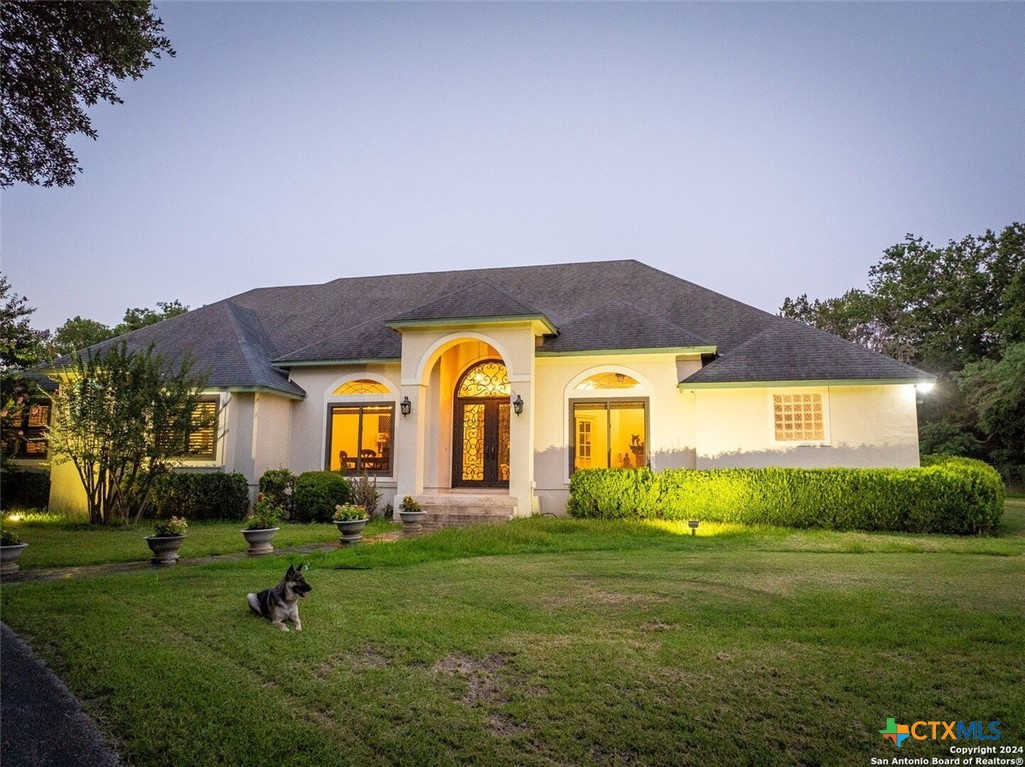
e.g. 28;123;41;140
688;520;700;536
512;394;524;416
400;396;412;416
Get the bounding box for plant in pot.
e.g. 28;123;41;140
398;495;426;533
332;503;369;546
1;525;29;575
242;495;282;556
146;516;188;566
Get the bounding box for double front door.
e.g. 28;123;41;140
453;398;510;488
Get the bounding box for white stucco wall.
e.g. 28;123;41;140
692;384;921;469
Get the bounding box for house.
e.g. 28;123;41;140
31;260;933;521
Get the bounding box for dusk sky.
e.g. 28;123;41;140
2;1;1022;333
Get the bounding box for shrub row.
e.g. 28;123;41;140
567;459;1005;535
0;468;51;509
150;472;250;521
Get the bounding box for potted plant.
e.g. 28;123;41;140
242;495;282;556
146;516;188;566
332;503;369;546
398;495;426;533
0;526;29;575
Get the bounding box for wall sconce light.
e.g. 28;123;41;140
688;520;700;536
400;396;412;417
512;394;524;416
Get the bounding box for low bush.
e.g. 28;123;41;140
292;471;351;523
258;468;295;517
568;459;1004;535
149;473;250;521
0;468;50;509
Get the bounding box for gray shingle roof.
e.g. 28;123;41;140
55;260;931;396
681;319;932;386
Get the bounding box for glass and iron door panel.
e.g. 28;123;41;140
571;400;647;472
454;399;510;487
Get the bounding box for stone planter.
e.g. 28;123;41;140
398;510;427;534
145;535;185;566
241;527;279;556
334;518;369;546
0;543;29;575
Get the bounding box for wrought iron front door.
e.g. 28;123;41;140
453;398;510;488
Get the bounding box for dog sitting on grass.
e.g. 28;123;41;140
247;565;312;631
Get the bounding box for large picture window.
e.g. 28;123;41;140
327;403;394;475
570;399;648;473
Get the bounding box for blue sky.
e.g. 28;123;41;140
2;1;1022;332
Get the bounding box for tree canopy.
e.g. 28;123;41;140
0;0;174;188
52;300;189;355
780;223;1025;479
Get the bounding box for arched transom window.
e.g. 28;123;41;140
457;360;510;398
333;379;391;395
575;372;640;390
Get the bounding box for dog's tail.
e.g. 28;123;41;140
246;592;262;616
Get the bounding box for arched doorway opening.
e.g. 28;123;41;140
452;359;510;488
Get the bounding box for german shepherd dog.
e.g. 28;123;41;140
247;565;312;631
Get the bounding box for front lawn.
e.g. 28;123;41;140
2;504;1023;766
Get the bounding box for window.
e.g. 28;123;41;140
332;379;391;395
570;399;648;473
17;401;50;457
457;361;510;398
159;398;219;460
327;403;394;475
773;392;825;442
575;372;640;390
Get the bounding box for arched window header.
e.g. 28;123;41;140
457;360;510;398
575;372;640;391
333;379;391;395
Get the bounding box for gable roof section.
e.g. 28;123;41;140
680;319;933;387
387;280;556;332
539;301;712;354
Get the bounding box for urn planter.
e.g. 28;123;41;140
0;542;29;575
398;510;427;534
145;535;185;566
241;527;279;556
334;518;368;546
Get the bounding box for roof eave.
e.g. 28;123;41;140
539;345;717;358
273;357;401;368
679;376;934;390
386;315;558;335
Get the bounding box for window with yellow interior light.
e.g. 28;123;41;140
569;398;648;473
332;379;391;396
327;403;394;475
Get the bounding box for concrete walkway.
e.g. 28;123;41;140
1;622;121;767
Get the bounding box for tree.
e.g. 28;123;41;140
1;1;174;188
47;342;210;525
52;300;189;355
0;273;50;462
956;343;1025;478
780;223;1025;476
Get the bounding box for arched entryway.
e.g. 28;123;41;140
452;359;510;488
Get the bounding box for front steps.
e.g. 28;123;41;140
410;493;518;530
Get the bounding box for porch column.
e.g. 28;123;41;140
506;328;537;518
396;383;427;499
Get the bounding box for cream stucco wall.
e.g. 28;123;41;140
691;384;920;469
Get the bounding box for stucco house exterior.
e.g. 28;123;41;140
32;260;933;521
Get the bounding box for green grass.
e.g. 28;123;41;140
2;515;399;568
2;503;1023;766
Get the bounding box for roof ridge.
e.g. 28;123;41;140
223;302;278;384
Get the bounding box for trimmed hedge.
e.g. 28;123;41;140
0;468;50;509
567;459;1005;535
292;471;351;523
150;472;250;521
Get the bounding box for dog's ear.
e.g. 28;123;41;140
286;565;296;577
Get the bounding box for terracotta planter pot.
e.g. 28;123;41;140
398;510;426;534
0;543;29;575
145;535;185;566
241;527;279;556
334;518;369;546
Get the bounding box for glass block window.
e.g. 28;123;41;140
333;379;390;395
773;393;824;442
